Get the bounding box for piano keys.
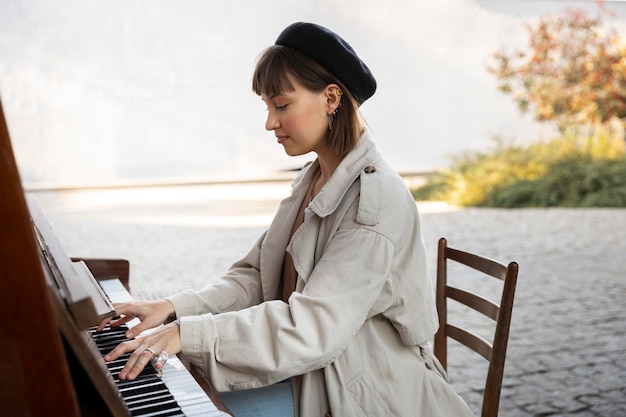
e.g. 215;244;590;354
95;278;227;417
91;323;223;417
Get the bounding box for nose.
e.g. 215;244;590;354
265;111;279;131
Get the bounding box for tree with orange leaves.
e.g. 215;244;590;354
489;2;626;136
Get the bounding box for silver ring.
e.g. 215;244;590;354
151;351;169;367
144;347;156;357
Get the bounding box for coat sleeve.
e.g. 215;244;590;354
167;231;267;317
178;224;396;392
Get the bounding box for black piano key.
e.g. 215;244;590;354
91;323;129;337
117;376;163;395
125;387;181;414
117;378;166;397
126;392;173;406
91;326;128;340
92;332;128;343
125;393;182;416
134;409;185;417
123;387;172;403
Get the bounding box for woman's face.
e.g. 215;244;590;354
261;75;330;157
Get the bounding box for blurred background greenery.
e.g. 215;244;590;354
412;2;626;207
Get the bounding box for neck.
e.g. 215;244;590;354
317;148;344;179
311;151;343;197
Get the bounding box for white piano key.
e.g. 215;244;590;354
160;356;222;416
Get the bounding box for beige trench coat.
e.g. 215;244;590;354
168;131;474;416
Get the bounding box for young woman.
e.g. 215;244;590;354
101;22;474;417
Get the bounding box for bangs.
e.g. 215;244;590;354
252;46;296;97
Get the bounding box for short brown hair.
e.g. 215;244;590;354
252;45;363;157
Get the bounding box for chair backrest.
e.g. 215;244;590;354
434;237;519;417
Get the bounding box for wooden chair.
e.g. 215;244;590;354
434;237;519;417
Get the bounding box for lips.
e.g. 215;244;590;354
276;135;288;144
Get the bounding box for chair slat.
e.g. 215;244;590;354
446;247;508;281
446;324;492;361
447;286;500;320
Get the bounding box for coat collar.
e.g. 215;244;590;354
292;129;381;218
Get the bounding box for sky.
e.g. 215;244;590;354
1;0;625;187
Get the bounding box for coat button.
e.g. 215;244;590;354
364;165;376;174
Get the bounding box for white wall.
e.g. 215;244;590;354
1;0;625;187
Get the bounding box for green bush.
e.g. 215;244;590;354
484;156;626;207
412;133;626;208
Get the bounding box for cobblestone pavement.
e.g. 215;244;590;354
31;182;626;417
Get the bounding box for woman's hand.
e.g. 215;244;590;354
104;320;182;380
96;299;175;338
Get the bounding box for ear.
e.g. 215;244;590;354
324;84;343;114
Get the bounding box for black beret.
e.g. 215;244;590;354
275;22;376;105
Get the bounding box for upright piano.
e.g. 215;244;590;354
0;98;232;416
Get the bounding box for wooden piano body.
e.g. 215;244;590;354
0;98;231;416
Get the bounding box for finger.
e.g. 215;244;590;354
124;321;152;339
109;314;135;329
96;316;111;332
103;339;137;362
119;347;155;381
